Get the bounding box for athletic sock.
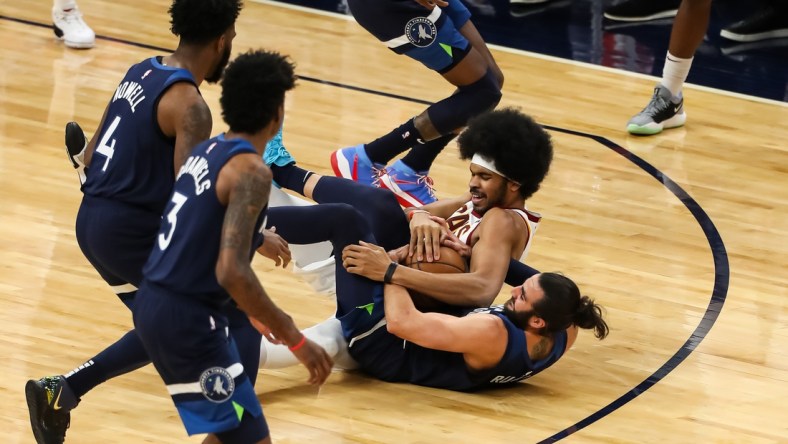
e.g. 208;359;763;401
399;133;457;173
661;51;693;100
64;330;149;399
364;119;424;165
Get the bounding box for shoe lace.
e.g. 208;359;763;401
415;173;436;200
641;88;670;115
59;7;85;24
370;165;387;187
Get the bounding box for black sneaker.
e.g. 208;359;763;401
604;0;681;22
25;377;71;444
720;5;788;42
64;121;88;185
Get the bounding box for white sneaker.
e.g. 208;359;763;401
52;6;95;49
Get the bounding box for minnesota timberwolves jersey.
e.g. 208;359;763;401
353;304;566;392
142;135;266;306
82;57;196;214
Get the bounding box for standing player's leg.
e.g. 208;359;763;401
626;0;712;135
26;200;156;443
331;0;501;206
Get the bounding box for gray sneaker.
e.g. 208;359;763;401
627;84;686;135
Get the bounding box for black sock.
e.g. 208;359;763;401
399;133;457;172
65;330;150;401
364;119;424;165
271;164;313;196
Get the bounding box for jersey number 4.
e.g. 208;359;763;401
158;192;188;250
95;116;121;171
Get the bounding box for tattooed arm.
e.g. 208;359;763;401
215;153;332;384
158;82;213;174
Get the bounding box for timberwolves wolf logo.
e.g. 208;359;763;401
405;17;436;48
199;367;235;403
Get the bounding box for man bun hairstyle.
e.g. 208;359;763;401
574;295;609;339
220;49;296;134
535;272;609;340
169;0;243;44
458;108;553;200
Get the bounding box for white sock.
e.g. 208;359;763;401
54;0;77;11
260;318;343;369
661;51;693;100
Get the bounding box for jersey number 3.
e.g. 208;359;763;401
158;192;188;250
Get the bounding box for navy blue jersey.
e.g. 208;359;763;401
348;304;567;392
82;56;196;214
142;134;266;307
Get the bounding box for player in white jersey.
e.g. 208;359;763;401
256;108;554;370
351;108;553;308
269;107;552;309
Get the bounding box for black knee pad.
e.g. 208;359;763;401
428;69;502;134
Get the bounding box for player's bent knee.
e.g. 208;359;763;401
428;68;502;134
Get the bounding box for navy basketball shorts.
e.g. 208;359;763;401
348;0;472;73
76;195;162;307
133;281;267;439
336;280;394;360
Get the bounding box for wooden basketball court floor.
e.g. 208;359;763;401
1;1;786;442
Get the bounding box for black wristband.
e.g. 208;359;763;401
383;262;398;284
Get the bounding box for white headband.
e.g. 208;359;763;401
471;153;519;184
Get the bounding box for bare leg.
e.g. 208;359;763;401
668;0;713;58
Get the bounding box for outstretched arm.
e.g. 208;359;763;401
383;283;506;371
344;209;522;307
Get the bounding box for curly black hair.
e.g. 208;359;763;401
458;108;553;200
220;50;297;134
169;0;243;44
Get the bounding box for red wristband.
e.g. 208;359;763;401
288;335;306;352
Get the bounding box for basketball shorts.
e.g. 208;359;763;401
76;195;162;307
133;281;267;439
348;0;472;72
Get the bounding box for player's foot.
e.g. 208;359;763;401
330;144;386;187
263;127;295;167
52;6;95;49
26;376;75;444
379;160;437;207
720;6;788;42
626;85;686;136
65;121;88;184
604;0;681;22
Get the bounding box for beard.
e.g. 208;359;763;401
503;303;536;330
205;46;232;84
470;181;507;213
